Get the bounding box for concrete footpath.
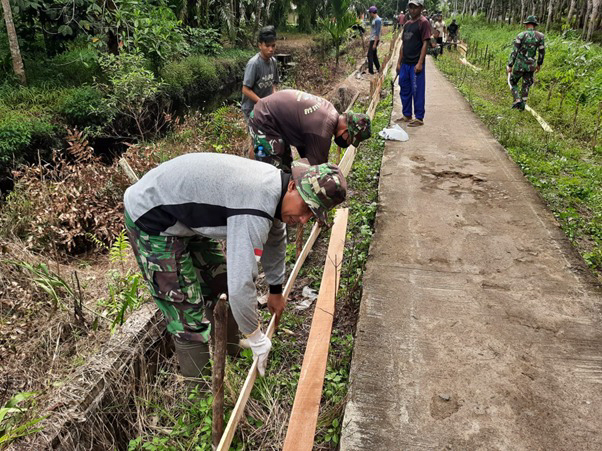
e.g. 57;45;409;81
341;57;602;450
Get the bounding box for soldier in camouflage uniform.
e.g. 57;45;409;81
507;15;545;110
249;89;371;172
123;153;346;385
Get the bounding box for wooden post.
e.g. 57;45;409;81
212;294;228;447
573;102;580;128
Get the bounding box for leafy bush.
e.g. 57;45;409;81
0;110;56;166
185;27;222;56
58;86;113;130
50;47;101;85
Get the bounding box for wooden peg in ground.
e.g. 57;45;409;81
212;293;228;447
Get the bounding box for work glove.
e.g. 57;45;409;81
246;327;272;377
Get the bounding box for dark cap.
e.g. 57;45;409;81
369;5;377;13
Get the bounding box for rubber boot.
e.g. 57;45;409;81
173;336;211;394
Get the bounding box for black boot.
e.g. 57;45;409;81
173;337;211;393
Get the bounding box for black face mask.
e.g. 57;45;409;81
335;135;350;148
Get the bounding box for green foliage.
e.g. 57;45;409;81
58;86;113;130
0;109;56;166
321;0;358;67
97;231;147;332
185;27;223;56
4;260;74;310
0;392;46;446
98;52;164;139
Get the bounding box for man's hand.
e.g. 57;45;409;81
507;65;513;74
415;62;423;73
267;293;286;329
246;327;272;376
535;65;541;73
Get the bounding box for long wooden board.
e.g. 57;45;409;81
216;221;322;451
282;208;349;451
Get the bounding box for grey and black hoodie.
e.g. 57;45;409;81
124;153;288;335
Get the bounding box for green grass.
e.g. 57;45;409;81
435;17;602;277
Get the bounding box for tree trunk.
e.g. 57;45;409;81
254;0;263;31
582;0;593;39
587;0;600;40
1;0;26;85
568;0;577;25
546;0;555;32
263;0;272;24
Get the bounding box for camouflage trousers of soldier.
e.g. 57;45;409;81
125;211;235;344
248;111;293;173
510;70;534;105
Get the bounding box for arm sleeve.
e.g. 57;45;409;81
420;19;432;41
508;34;521;67
243;60;257;89
226;214;271;335
273;59;280;85
260;220;287;287
538;36;545;66
375;19;382;38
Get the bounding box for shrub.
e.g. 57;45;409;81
50;48;101;86
185;27;222;56
0;109;56;166
58;86;113;131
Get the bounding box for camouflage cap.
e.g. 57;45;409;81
291;159;347;225
345;112;371;147
523;15;538;25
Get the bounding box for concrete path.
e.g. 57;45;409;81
341;57;602;450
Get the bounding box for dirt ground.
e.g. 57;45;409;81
341;55;602;450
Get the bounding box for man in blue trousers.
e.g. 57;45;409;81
396;0;431;127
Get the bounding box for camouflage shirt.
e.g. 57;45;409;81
508;29;545;72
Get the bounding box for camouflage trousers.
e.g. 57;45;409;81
125;211;231;343
510;70;534;102
248;111;293;173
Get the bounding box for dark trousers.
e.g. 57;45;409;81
368;40;380;74
399;63;426;120
436;36;444;54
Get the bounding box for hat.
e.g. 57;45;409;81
292;159;347;225
523;15;538;25
368;6;377;13
408;0;424;6
345;112;371;147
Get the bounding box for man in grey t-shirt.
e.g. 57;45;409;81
367;6;382;75
241;26;280;121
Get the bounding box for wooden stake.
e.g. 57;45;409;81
212;294;228;447
282;208;349;451
592;101;602;150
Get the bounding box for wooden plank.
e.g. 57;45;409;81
212;294;228;446
216;222;322;451
282;208;349;451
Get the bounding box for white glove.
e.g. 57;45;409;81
246;327;272;377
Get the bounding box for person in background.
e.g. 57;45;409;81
367;6;382;77
241;26;280;123
396;0;430;127
507;15;545;110
433;14;446;54
447;19;459;49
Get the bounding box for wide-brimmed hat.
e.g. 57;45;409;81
524;15;538;25
291;159;347;225
345;112;371;147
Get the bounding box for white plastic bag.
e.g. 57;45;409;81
378;124;409;142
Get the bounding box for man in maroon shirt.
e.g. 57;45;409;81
248;89;371;172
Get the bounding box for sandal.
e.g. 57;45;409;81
408;119;424;127
395;116;413;123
